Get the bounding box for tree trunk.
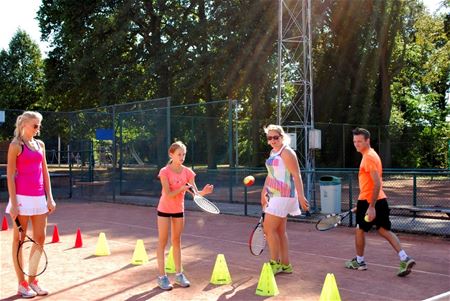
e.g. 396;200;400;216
375;0;402;167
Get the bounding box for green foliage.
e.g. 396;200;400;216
0;0;447;168
390;7;449;168
0;30;44;110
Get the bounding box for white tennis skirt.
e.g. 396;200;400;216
265;196;301;218
5;195;49;216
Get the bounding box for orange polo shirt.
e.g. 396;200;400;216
358;148;386;203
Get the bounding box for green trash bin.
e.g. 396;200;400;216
319;176;341;214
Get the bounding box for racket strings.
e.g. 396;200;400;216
317;216;341;230
19;241;47;277
194;196;220;214
250;226;265;255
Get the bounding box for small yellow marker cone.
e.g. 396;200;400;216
131;239;149;265
165;246;182;273
255;262;279;296
319;273;341;301
210;254;232;285
94;232;111;256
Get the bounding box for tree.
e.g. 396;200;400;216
390;6;450;168
0;30;44;110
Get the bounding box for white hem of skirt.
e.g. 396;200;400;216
5;195;49;216
265;196;301;218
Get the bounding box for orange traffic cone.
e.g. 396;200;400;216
74;228;83;248
51;225;60;243
1;216;8;231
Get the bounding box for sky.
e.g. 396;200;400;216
0;0;448;55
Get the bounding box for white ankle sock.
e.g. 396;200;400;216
398;250;408;261
356;255;365;263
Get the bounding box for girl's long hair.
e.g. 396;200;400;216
13;111;43;144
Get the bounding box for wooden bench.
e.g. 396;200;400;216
390;205;450;219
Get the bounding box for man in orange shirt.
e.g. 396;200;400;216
345;128;415;276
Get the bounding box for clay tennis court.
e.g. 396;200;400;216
1;201;449;301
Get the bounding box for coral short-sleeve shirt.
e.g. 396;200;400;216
157;165;196;213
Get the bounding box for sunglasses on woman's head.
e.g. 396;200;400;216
267;135;280;141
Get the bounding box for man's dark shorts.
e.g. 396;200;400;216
356;199;391;232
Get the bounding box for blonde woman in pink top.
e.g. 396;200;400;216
5;111;56;298
156;141;213;290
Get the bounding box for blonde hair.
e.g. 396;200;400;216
13;111;43;143
167;141;187;164
263;124;291;146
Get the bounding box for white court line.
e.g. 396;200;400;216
97;219;450;278
338;287;405;301
422;291;450;301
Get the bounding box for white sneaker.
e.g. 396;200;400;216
18;281;37;298
29;279;49;296
175;272;190;287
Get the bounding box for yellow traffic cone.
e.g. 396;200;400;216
165;246;182;273
210;254;232;285
319;273;341;301
131;239;149;265
255;262;279;296
94;232;111;256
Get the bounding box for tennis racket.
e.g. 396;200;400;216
15;218;48;277
315;209;355;231
249;211;266;256
187;186;220;214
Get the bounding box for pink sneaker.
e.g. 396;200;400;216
18;281;37;298
29;279;48;296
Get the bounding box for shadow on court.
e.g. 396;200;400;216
0;201;449;300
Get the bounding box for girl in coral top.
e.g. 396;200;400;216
156;141;213;290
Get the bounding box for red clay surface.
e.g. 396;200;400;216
1;201;449;301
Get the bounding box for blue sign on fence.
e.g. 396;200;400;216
96;129;114;140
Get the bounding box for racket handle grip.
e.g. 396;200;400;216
14;218;23;231
186;184;194;193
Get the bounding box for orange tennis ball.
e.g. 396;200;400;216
364;215;370;222
243;175;255;186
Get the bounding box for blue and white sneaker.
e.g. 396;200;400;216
175;272;190;287
157;275;173;291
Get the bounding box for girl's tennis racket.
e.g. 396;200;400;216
315;209;355;231
15;218;48;277
187;186;220;214
249;211;266;256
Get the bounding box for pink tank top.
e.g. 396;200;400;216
15;143;45;196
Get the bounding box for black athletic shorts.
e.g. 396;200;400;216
356;199;391;232
157;211;184;218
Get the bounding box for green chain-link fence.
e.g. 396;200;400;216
0;101;448;235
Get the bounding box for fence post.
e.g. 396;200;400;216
349;173;353;227
244;185;248;216
119;112;123;196
166;97;171;149
228;99;234;203
68;144;72;198
112;106;116;202
413;173;417;206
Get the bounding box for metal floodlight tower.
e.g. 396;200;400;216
277;0;315;201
